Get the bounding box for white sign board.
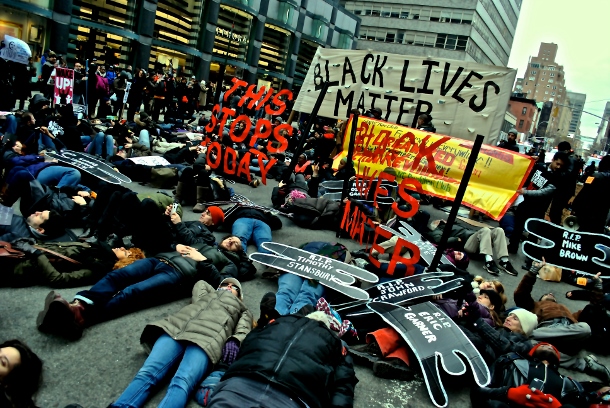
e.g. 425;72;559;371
123;81;132;104
0;34;32;65
127;156;171;166
293;48;517;143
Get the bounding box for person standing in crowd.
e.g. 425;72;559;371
416;113;436;133
498;129;520;153
13;61;33;111
198;80;209;112
40;51;57;100
109;278;252;408
549;141;578;225
127;69;146;122
571;155;610;233
72;61;87;105
507;151;569;254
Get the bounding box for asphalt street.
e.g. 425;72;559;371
0;174;603;408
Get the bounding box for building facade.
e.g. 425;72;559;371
340;0;521;66
518;43;567;139
0;0;359;89
566;91;586;135
507;95;538;136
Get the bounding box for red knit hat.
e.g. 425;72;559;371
529;342;561;362
207;206;225;225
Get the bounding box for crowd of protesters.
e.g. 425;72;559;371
2;50;610;408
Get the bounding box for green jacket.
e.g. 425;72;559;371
136;192;183;218
425;221;475;247
7;242;115;287
140;280;253;363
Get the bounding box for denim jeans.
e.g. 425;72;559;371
36;165;81;189
249;158;269;174
113;333;210;408
74;258;187;321
2;114;17;136
38;134;57;152
138;129;151;150
231;218;272;253
85;132;114;158
275;272;325;316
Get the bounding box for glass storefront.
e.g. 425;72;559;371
213;5;252;63
260;23;290;75
150;45;195;75
294;38;317;85
154;0;201;48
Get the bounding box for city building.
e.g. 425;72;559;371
341;0;521;66
518;43;568;140
566;91;587;135
507;95;539;136
595;101;610;147
0;0;360;89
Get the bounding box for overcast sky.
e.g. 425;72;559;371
507;0;610;138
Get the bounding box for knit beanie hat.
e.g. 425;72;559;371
207;206;224;226
528;342;561;363
508;128;518;135
444;249;470;270
510;309;538;337
479;289;502;311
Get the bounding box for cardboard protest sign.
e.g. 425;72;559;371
203;78;294;185
123;82;132;104
336;116;534;220
53;68;75;105
45;150;131;184
127;156;171;166
523;218;610;277
249;242;376;300
368;301;490;407
0;34;31;64
293;48;516;143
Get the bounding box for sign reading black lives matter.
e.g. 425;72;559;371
523;218;610;277
293;48;516;143
249;242;379;300
368;302;490;408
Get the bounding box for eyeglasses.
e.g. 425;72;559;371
220;282;240;295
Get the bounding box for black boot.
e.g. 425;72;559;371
257;292;279;327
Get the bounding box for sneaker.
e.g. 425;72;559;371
373;358;415;381
584;354;610;383
484;260;500;275
498;260;518;276
349;342;382;368
257;292;279;327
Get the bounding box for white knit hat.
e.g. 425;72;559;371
510;309;538;337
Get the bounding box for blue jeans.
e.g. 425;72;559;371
231;218;272;253
74;258;187;321
275;272;325;316
2;114;17;136
138;129;151;150
249;158;268;174
38;134;57;152
36;165;81;189
113;333;210;408
84;132;114;157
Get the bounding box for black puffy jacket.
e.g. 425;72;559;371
222;315;358;408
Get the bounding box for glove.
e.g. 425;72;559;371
221;338;240;365
11;238;41;255
463;301;481;322
507;384;561;408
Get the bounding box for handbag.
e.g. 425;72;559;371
0;241;26;259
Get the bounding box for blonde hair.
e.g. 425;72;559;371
474;275;507;310
112;248;146;270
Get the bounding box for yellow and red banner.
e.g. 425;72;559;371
336;116;535;220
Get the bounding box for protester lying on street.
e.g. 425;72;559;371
206;312;358;408
0;339;43;408
424;218;519;276
167;204;225;247
514;258;592;353
0;210;65;242
109;279;252;408
174;154;232;211
2;238;144;288
223;205;282;254
470;343;610;408
36;237;253;340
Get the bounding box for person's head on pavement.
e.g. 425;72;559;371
477;289;503;311
111;247;146;270
0;339;43;406
219;235;243;253
538;292;557;303
218;278;243;300
529;342;561;366
199;206;224;227
504;309;538;336
26;210;64;237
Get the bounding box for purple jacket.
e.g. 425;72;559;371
434;298;495;327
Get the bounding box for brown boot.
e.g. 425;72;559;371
36;291;85;340
192;186;210;213
174;181;185;205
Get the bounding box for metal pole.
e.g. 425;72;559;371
428;134;485;270
336;111;359;238
281;81;330;183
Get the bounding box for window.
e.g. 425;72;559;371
531;70;537;75
529;76;535;80
548;79;554;83
550;73;555;77
400;10;409;18
531;63;540;68
551;92;555;96
545;91;548;94
542;71;546;75
541;77;545;81
519;120;524;127
522;107;527;115
385;32;395;43
546;85;550;88
553;86;557;90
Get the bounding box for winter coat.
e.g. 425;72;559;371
434;298;496;327
222;314;358;408
514;272;580;324
571;171;610;233
497;139;520;153
19;180;87;228
170;221;216;249
126;142;153;158
425;221;475;249
136;192;183;218
286;197;341;229
3;152;53;176
140;280;253;363
5;241;115;287
198;82;209;106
